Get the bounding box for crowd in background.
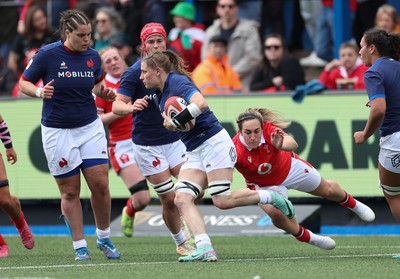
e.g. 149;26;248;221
0;0;400;97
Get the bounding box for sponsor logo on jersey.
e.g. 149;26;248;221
257;163;272;175
146;93;156;101
58;71;94;78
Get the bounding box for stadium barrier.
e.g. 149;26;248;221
0;90;380;199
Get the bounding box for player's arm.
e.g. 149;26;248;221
19;78;54;99
362;97;385;139
271;128;298;151
0;114;17;164
97;109;122;126
188;92;207;112
112;93;144;116
168;92;204;129
354;97;385;144
92;80;116;101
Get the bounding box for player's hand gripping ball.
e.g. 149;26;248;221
164;96;196;132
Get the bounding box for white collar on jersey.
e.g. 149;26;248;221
105;73;121;85
239;134;266;151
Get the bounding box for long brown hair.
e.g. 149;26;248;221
24;5;51;40
236;108;291;131
142;50;192;81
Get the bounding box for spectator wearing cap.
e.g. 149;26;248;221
168;2;205;72
202;0;262;91
193;35;242;94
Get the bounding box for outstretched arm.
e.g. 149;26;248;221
271;128;298;151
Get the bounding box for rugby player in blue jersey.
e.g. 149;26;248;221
355;28;400;259
139;50;295;262
112;23;194;256
19;9;120;261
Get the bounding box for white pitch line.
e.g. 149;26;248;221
336;246;400;249
0;253;395;270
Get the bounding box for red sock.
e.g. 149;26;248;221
0;234;6;246
125;197;136;217
10;211;27;230
339;192;356;208
294;225;311;243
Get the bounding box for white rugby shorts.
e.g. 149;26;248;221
253;157;321;198
132;140;186;176
41;118;108;176
109;138;137;174
181;129;237;173
379;131;400;173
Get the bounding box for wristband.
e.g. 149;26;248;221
35;87;42;98
174;103;202;126
187;103;202;118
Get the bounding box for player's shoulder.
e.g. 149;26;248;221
39;40;62;54
131;59;142;71
124;59;142;75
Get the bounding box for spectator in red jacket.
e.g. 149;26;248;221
318;42;368;90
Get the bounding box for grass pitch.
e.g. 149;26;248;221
0;235;399;279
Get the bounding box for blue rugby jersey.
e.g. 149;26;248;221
118;59;180;146
364;57;400;137
22;40;102;128
155;72;223;152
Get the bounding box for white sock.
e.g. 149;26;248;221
96;227;111;240
258;190;272;204
171;230;187;246
195;233;212;247
73;239;87;250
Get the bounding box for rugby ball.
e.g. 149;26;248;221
164;96;195;132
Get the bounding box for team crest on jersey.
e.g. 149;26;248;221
247;156;252;163
263;144;270;154
60;61;68;69
87;58;94;68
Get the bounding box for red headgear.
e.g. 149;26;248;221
140;23;167;54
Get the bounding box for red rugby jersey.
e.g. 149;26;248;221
95;77;133;142
233;122;292;188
